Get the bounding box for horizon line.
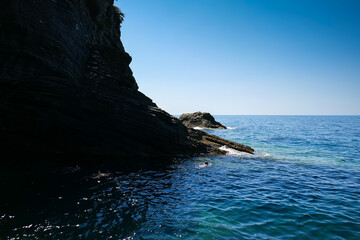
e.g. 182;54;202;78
172;114;360;116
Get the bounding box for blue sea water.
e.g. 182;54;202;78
1;116;360;239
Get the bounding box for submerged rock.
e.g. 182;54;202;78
0;0;253;165
179;112;227;129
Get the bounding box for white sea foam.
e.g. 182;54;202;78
194;126;236;130
255;152;273;160
219;145;253;156
219;145;273;159
262;153;272;157
198;163;213;168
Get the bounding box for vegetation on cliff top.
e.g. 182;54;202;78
113;5;124;24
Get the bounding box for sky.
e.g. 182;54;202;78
115;0;360;115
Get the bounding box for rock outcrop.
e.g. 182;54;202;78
188;129;254;154
0;0;253;164
180;112;227;129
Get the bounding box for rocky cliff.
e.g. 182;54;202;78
0;0;253;164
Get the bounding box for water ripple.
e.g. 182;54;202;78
1;116;360;239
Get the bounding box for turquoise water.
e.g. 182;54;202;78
1;116;360;239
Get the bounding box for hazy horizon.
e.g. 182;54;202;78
116;0;360;115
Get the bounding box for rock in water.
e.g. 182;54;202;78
187;129;254;154
179;112;227;129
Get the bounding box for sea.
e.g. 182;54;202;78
1;115;360;239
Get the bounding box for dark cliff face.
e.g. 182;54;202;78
0;0;195;161
0;0;254;165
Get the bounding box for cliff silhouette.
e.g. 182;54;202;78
0;0;253;165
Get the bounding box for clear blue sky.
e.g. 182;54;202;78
115;0;360;115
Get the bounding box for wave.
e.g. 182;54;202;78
219;146;253;156
219;145;273;160
257;152;273;159
193;127;237;130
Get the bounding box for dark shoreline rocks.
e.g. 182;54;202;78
0;0;253;166
188;129;254;154
179;112;227;129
